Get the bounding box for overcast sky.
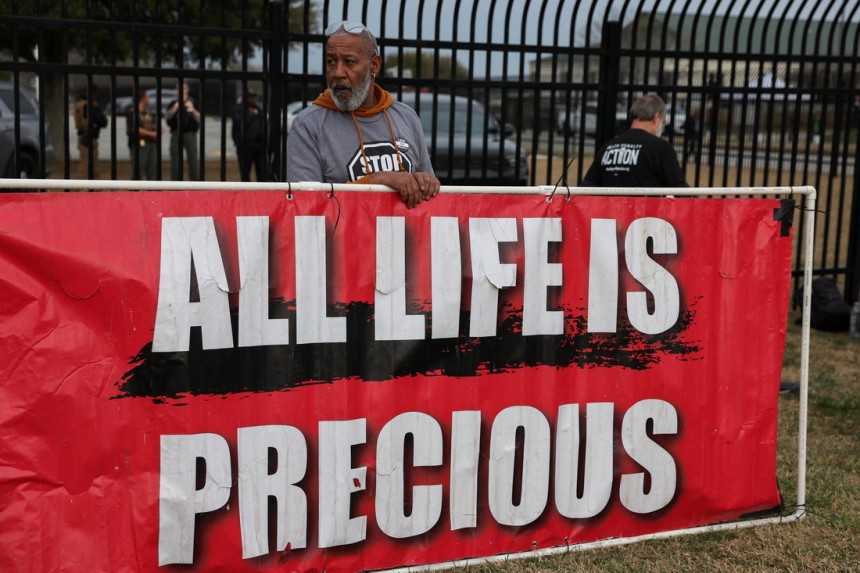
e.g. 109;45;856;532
283;0;858;78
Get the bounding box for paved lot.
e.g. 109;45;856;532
68;115;235;162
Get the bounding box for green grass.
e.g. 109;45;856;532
453;311;860;573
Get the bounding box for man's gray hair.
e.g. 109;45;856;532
361;28;379;57
629;93;667;122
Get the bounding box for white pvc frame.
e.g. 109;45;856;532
0;179;814;571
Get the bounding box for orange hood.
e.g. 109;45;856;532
313;84;395;117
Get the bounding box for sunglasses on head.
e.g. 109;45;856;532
324;21;368;36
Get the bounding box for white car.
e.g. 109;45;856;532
286;100;313;133
556;103;626;136
557;102;687;137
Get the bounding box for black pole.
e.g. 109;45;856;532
845;129;860;304
268;0;285;181
597;20;622;149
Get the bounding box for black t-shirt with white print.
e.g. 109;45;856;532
581;128;688;188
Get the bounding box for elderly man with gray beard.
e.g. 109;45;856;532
287;21;440;208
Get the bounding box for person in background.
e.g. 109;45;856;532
126;89;161;180
581;93;688;189
165;82;201;180
231;91;265;182
286;21;439;208
74;84;108;179
682;108;701;164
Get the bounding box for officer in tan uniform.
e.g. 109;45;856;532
125;89;161;180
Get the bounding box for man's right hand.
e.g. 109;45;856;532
370;171;427;209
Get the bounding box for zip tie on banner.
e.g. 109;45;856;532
329;183;342;234
547;184;572;203
286;182;293;201
547;155;576;202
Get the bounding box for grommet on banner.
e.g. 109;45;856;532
547;185;572;203
286;182;293;201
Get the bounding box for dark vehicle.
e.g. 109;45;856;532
0;80;53;179
399;92;528;186
106;88;176;116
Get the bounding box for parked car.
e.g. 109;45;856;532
0;80;53;179
286;100;313;133
106;88;176;116
556;103;626;136
399;92;528;186
556;102;686;137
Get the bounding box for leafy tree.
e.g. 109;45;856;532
0;0;318;165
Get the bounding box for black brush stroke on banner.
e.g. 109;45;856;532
116;298;701;399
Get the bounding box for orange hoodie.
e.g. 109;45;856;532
313;84;395;116
313;84;405;184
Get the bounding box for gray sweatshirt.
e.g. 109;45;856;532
286;101;434;183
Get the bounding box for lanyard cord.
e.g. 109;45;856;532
350;110;407;178
382;109;407;172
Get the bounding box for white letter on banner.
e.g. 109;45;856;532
431;217;461;339
523;218;563;335
376;413;443;538
295;216;346;344
469;218;518;338
555;403;614;518
318;419;367;548
375;217;425;340
238;426;307;558
450;410;481;530
587;218;619;333
159;433;232;565
625;218;680;334
488;406;550;526
153;217;233;352
620;399;678;514
237;217;290;347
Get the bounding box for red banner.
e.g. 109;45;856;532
0;190;791;572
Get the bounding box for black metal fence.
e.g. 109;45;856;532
1;0;859;300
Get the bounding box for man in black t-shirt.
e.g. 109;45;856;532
581;94;688;189
231;91;266;182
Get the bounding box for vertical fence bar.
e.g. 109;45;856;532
109;0;118;180
596;19;621;149
847;144;860;303
269;0;285;182
37;2;49;179
195;0;205;181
